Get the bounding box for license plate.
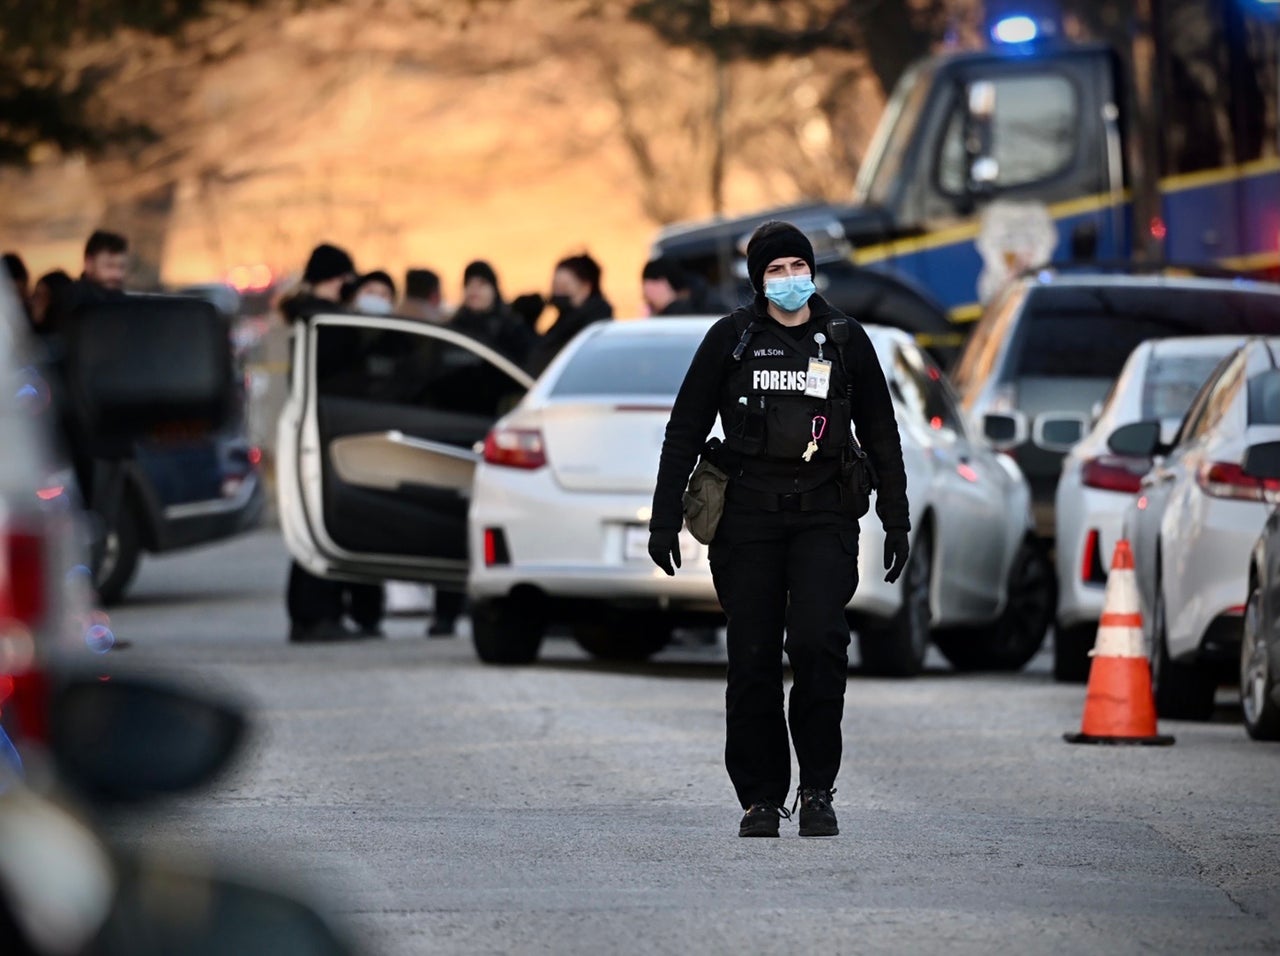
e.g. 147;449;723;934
624;526;701;564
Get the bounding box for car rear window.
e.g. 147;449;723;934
550;331;704;397
1142;352;1234;420
1012;286;1280;380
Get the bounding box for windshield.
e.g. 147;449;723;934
1010;286;1280;380
854;63;934;206
550;330;704;398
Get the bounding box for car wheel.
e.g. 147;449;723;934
93;499;141;607
1241;583;1280;740
471;597;545;665
573;612;673;662
1052;623;1096;684
858;527;932;677
934;537;1055;672
1150;570;1216;721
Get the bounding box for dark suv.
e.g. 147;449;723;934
951;270;1280;538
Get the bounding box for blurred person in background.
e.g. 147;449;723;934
401;268;446;324
450;260;533;364
2;252;30;318
52;230;129;328
525;253;612;376
29;270;72;335
642;256;729;317
349;270;397;316
281;242;376;643
510;292;545;333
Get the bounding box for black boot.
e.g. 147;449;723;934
793;788;838;837
739;801;791;838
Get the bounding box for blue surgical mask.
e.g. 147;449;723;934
764;274;815;312
355;294;393;315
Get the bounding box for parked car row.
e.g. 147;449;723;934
276;265;1280;705
279;307;1053;678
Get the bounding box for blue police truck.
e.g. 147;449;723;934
651;1;1279;351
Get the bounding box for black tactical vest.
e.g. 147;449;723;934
720;315;852;464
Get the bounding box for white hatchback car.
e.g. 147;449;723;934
1120;337;1280;720
1053;336;1248;682
468;318;1051;676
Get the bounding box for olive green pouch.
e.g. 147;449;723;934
683;445;730;545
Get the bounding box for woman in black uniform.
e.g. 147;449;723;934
648;221;911;838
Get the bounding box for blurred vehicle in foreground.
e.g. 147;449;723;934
1;276;352;956
952;271;1280;538
466;318;1052;676
0;670;356;956
1243;440;1280;741
1052;336;1249;681
1119;338;1280;720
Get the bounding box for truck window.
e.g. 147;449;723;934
857;64;934;207
937;74;1078;193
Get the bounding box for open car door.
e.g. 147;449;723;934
278;314;534;587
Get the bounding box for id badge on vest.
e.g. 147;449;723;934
804;358;833;399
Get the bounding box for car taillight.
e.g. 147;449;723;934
0;528;48;742
1080;529;1107;584
483;427;547;470
1081;455;1147;494
1197;461;1280;503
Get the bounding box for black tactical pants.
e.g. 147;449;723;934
708;497;859;809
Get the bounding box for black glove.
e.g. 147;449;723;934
883;529;910;584
648;529;682;577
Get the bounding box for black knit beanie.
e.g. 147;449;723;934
303;243;355;284
745;221;816;295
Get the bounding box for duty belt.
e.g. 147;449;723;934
725;482;842;513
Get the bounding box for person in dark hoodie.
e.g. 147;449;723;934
525;253;612;377
449;260;533;364
280;242;373;643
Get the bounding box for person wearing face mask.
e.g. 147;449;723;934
524;253;613;377
648;220;910;839
449;260;534;365
349;270;397;315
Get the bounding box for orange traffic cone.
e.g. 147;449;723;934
1064;539;1175;746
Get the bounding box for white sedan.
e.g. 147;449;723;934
468;318;1051;675
1120;337;1280;720
1053;336;1248;682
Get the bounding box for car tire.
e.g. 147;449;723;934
858;527;932;677
934;537;1055;672
1241;583;1280;740
573;612;673;662
1052;623;1096;684
93;498;141;607
471;597;545;665
1151;569;1216;721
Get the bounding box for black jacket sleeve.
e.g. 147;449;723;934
845;323;911;531
649;318;737;532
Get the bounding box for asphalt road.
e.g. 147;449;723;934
103;529;1280;956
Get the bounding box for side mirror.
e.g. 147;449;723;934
62;295;234;451
49;673;246;804
1107;420;1164;458
1033;412;1089;453
1243;441;1280;482
981;410;1028;451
